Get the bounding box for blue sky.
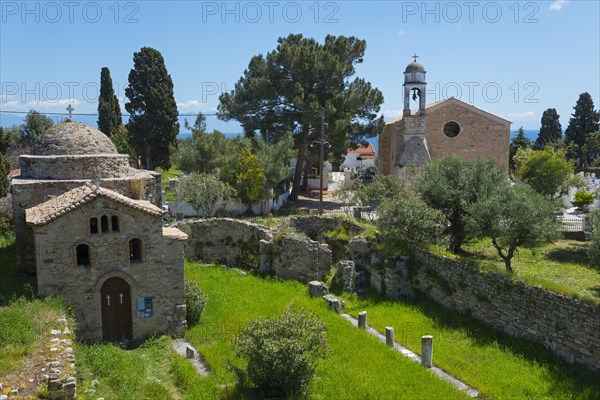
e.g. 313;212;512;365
1;0;599;133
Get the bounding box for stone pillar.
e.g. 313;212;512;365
186;346;195;359
421;335;433;368
385;327;394;347
358;311;367;329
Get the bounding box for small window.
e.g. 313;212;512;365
443;121;461;138
90;218;98;234
76;244;90;267
111;216;120;232
129;239;142;263
101;215;109;233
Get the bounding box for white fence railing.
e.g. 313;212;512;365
557;215;585;232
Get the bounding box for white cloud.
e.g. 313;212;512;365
177;99;210;111
381;109;404;120
1;98;84;111
506;111;536;119
396;29;417;37
549;0;569;11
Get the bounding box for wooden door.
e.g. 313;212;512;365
101;277;132;341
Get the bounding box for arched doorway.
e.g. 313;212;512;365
101;277;132;341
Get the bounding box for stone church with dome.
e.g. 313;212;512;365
379;59;511;178
11;120;187;341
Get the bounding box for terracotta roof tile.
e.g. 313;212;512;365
347;143;376;155
26;183;163;226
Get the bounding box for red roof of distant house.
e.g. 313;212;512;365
347;144;376;156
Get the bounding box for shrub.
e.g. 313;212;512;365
572;189;594;210
0;215;13;237
234;309;329;397
185;279;208;327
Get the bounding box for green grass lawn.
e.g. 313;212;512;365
0;297;65;377
429;238;600;304
183;263;469;399
341;291;600;400
75;264;469;399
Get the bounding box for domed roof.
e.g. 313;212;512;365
404;61;426;73
32;120;118;156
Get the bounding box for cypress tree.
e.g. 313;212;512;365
125;47;179;170
534;108;562;149
565;92;600;169
98;67;121;137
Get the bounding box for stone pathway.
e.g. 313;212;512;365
172;339;210;376
340;313;479;398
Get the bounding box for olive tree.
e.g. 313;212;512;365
414;156;507;253
467;182;560;272
177;172;235;217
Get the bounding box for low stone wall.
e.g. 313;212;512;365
412;250;600;369
43;316;77;400
267;235;332;282
179;218;332;282
179;219;272;269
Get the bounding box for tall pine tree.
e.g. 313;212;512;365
125;47;179;170
565;92;600;170
97;67;122;137
534;108;562;149
219;34;384;200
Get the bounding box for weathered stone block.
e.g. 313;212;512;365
308;281;328;297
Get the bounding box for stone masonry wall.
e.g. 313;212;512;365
33;198;185;341
179;219;273;269
348;236;600;369
179;218;332;282
412;250;600;369
425;101;509;168
12;175;159;274
20;154;132;180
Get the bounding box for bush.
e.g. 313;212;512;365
0;215;13;237
185;279;208;327
572;189;594;210
234;309;329;397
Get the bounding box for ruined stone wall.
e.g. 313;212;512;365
347;236;600;369
179;218;332;282
33;198;185;341
179;219;273;270
267;235;332;282
412;250;600;369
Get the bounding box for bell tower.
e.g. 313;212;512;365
395;54;431;168
403;54;427;116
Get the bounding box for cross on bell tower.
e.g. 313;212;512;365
412;53;419;62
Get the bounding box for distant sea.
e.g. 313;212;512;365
0;111;541;150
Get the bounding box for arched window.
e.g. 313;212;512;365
90;217;98;234
111;216;120;232
129;239;142;263
101;215;109;233
76;244;90;267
